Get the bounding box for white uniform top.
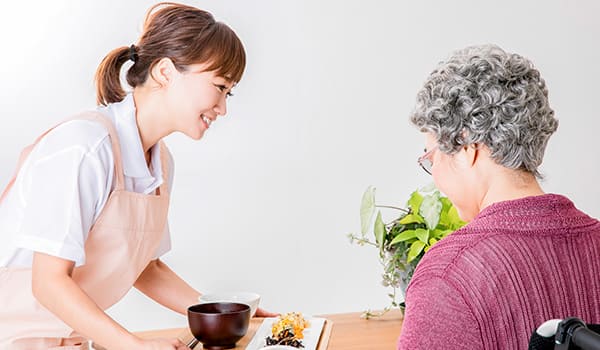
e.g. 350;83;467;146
0;94;173;267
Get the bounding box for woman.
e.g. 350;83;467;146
398;45;600;349
0;3;272;349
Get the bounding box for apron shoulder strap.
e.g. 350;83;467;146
70;111;125;191
157;141;170;196
0;111;126;203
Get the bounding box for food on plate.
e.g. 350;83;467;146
265;312;310;348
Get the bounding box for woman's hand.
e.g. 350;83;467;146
255;307;279;317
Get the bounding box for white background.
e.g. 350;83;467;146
1;0;598;331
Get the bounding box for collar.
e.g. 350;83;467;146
465;194;593;232
98;94;163;186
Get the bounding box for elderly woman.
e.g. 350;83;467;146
398;45;600;349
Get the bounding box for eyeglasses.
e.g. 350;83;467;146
417;145;438;175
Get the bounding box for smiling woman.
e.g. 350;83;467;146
0;3;265;350
95;3;244;142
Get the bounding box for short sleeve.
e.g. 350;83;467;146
12;121;112;266
397;275;483;349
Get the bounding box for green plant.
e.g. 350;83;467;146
347;184;466;319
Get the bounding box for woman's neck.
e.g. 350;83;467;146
479;169;545;212
132;88;173;155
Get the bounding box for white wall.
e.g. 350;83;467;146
1;0;598;331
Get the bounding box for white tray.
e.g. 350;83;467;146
245;317;326;350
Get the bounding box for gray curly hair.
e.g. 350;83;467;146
410;44;558;178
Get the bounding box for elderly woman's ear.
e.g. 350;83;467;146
455;143;482;170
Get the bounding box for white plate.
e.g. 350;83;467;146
245;317;326;350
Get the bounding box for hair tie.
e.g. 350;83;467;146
129;44;139;63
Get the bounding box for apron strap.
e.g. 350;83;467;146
157;141;169;196
0;111;127;204
72;112;126;191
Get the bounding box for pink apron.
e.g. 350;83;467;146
0;112;170;349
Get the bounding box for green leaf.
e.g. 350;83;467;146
390;229;418;245
374;211;385;248
398;213;425;225
438;198;452;227
407;191;424;214
447;205;466;229
438;196;454;220
440;197;452;211
360;186;376;234
424;237;440;253
431;228;452;239
407;241;426;262
415;228;429;244
419;192;443;230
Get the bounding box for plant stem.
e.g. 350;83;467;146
362;306;391;319
361;240;379;247
348;234;379;247
375;205;410;213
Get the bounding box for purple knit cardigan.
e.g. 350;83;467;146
397;194;600;349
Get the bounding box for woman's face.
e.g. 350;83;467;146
167;62;234;140
424;133;479;222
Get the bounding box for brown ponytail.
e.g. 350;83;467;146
95;2;246;106
95;46;131;106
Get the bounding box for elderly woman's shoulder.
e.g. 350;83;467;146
411;195;600;285
410;226;481;279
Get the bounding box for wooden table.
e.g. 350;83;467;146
134;310;403;349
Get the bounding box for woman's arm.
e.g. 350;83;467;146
134;259;201;314
135;259;278;317
32;252;186;350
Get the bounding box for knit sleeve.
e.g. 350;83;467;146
397;275;483;349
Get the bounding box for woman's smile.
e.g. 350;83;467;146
200;114;213;128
